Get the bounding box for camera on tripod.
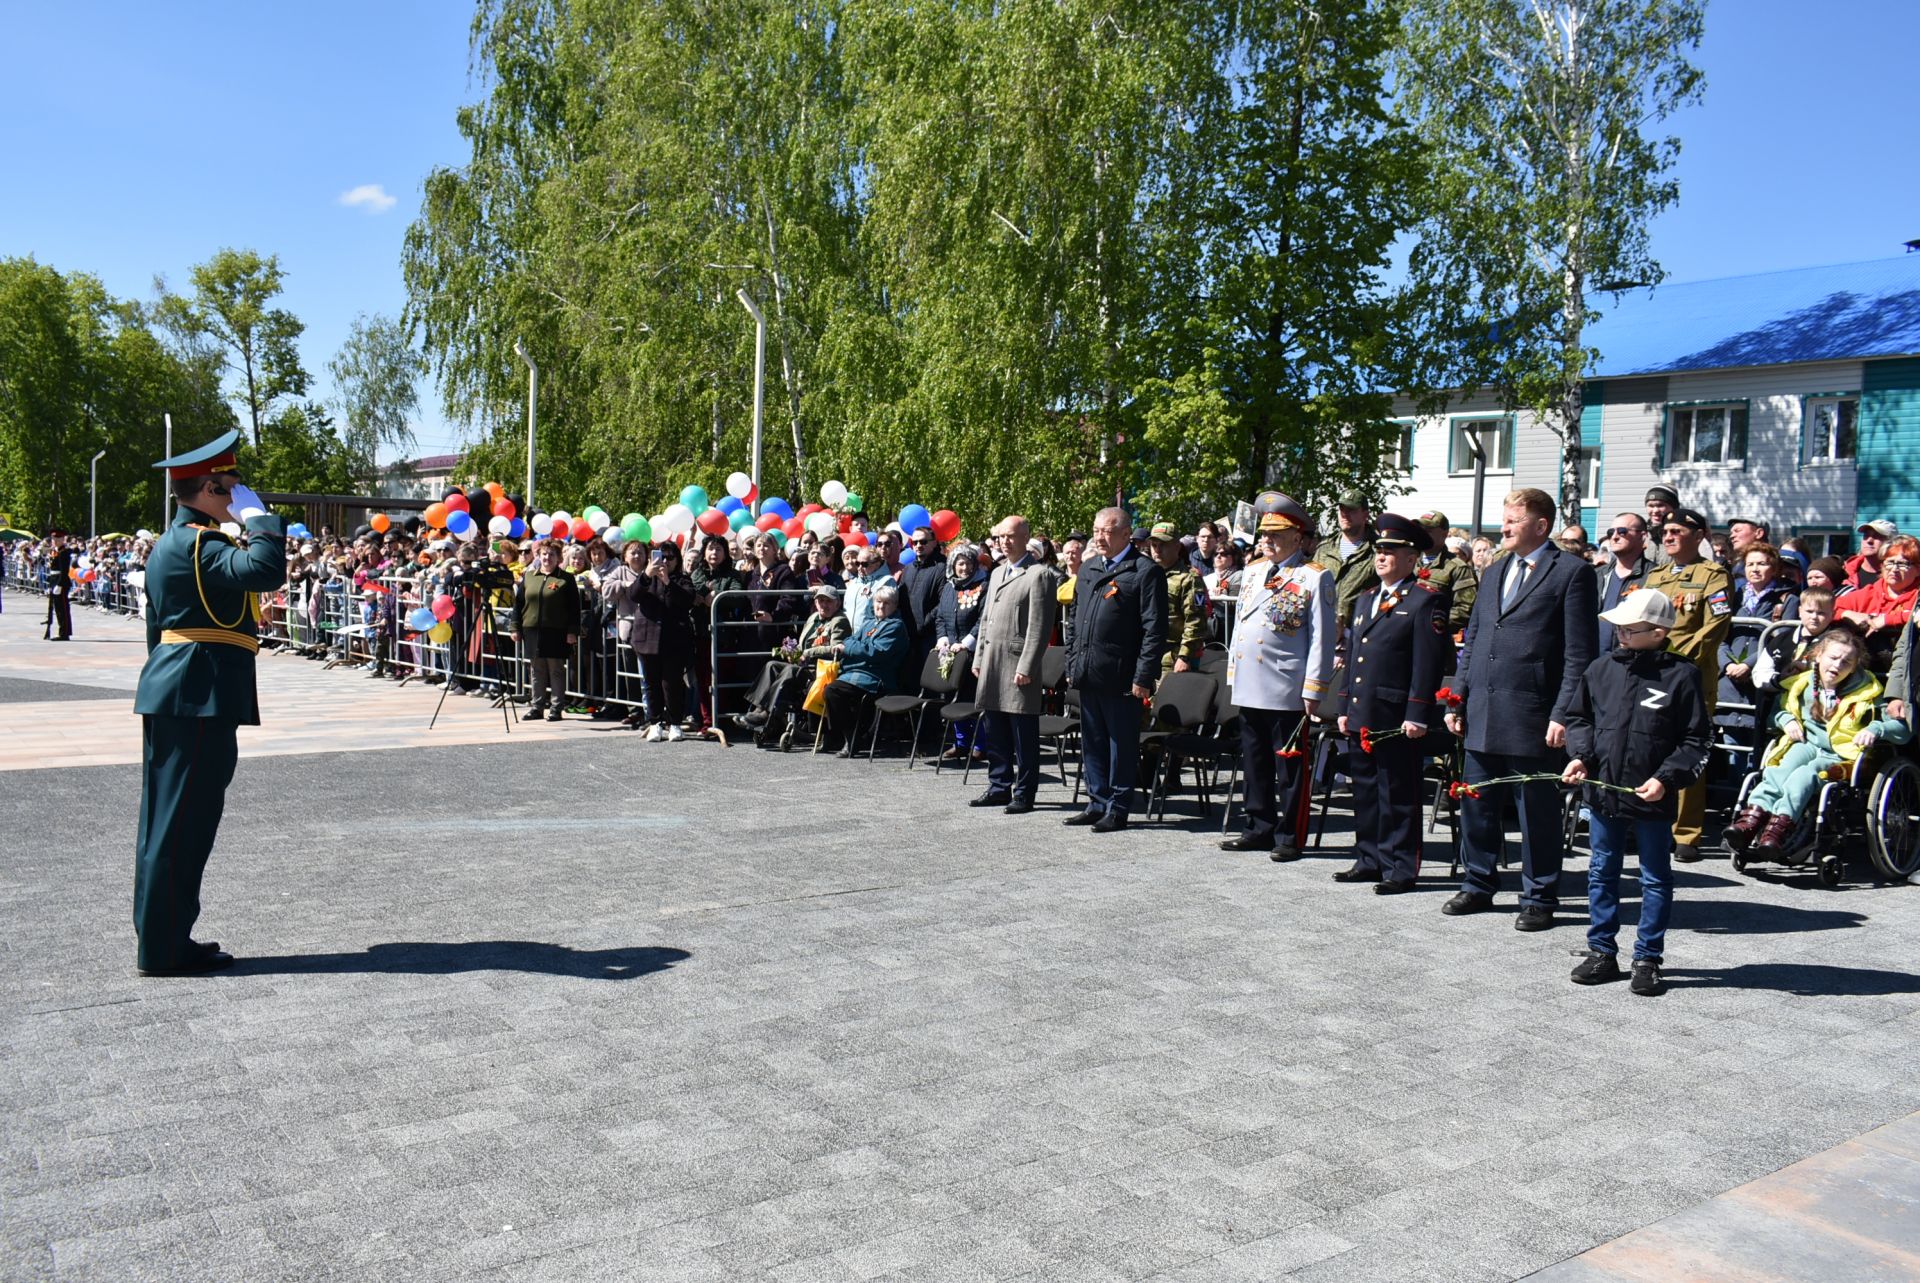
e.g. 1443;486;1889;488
453;562;514;592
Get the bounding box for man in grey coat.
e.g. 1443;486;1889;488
972;515;1059;814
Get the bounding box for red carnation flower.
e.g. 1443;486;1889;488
1359;728;1374;753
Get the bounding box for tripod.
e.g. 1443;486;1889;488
428;579;519;733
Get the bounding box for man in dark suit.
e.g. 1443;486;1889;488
1337;514;1447;894
1443;487;1597;930
1064;506;1168;833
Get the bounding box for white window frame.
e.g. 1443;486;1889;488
1802;393;1859;465
1574;446;1602;505
1663;400;1749;468
1793;527;1853;560
1387;418;1416;473
1448;414;1515;477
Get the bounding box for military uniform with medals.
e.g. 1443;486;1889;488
1642;507;1733;855
132;431;287;974
1224;492;1335;856
1342;515;1448;889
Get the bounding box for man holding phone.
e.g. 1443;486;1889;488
133;429;287;975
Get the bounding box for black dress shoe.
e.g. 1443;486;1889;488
1062;811;1102;826
1091;813;1128;834
1220;835;1272;852
1514;904;1555;932
191;939;221;956
1374;878;1417;895
1003;798;1035;815
1268;844;1302;863
138;950;235;977
1673;843;1703;863
1441;890;1495;916
1332;865;1381;883
970;790;1013;807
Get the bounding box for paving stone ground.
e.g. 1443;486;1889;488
4;602;1920;1281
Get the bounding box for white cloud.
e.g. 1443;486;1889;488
338;184;397;214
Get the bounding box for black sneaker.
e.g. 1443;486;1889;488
1630;960;1665;996
1570;951;1622;985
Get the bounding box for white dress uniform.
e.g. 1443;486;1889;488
1225;548;1335;854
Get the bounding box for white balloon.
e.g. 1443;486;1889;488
587;510;611;533
550;509;573;528
531;513;554;536
603;526;626;549
663;503;694;534
820;479;849;508
455;521;480;542
488;515;511;536
725;471;753;500
806;511;837;538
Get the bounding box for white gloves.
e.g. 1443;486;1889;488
227;483;267;520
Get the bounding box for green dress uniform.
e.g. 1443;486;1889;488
132;432;287;973
1643;553;1733;850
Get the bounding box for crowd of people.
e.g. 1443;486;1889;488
13;479;1920;998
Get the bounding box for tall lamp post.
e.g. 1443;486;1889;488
90;450;107;540
736;289;766;517
513;339;538;512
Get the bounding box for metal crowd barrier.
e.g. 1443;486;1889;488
707;588;816;727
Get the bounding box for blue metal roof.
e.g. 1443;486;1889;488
1589;254;1920;377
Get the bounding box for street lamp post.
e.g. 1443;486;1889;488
736;289;766;517
513;340;538;512
90;450;107;540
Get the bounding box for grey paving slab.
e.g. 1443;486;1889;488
6;623;1920;1280
0;676;131;702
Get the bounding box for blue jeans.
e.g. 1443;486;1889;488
1586;812;1673;963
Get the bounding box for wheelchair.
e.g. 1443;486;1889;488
1726;740;1920;887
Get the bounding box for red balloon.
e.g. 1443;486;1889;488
783;517;805;539
754;513;781;531
697;508;730;536
571;518;594;542
744;484;759;505
845;531;868;547
930;509;962;542
495;498;517;520
445;493;471;514
838;512;853;533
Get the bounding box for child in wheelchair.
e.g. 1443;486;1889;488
1725;628;1910;855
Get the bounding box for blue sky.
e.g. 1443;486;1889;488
3;0;1916;462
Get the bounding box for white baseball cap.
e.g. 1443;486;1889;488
1598;589;1675;629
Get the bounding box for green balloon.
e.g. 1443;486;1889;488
621;514;652;542
728;508;753;531
846;492;864;513
679;484;709;515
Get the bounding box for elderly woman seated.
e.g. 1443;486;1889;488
820;584;909;755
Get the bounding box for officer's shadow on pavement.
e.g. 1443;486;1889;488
1663;963;1920;997
230;941;690;979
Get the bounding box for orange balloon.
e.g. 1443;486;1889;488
370;513;391;534
485;481;505;500
424;502;449;527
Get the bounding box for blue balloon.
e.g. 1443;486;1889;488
762;497;794;521
715;495;743;516
288;523;308;539
408;606;437;631
446;510;473;535
899;504;932;534
900;547;918;566
508;518;526;539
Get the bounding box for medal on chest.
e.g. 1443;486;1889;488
1263;572;1309;634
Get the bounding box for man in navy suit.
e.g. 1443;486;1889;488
1064;507;1169;833
1442;488;1597;930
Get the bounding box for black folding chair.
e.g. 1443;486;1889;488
1139;671;1218;821
867;649;962;765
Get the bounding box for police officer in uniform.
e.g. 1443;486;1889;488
1222;492;1336;858
46;530;75;640
1149;521;1210;672
1336;515;1448;893
132;430;286;975
1641;507;1732;861
1413;511;1477;637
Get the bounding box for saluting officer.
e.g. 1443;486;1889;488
1413;511;1477;637
1222;491;1335;859
1336;515;1448;894
132;430;286;975
1642;507;1732;862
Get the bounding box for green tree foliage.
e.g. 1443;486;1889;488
0;258;231;534
157;248;312;448
239;401;358;507
328;313;425;487
1398;0;1705;521
407;0;1431;532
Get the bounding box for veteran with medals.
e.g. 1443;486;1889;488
1222;491;1335;859
132;430;287;975
1335;514;1448;893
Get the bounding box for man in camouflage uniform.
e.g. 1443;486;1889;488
1413;510;1477;636
1150;522;1210;672
1332;489;1379;632
1642;506;1733;862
